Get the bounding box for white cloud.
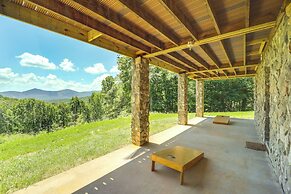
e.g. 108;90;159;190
59;58;76;72
109;65;120;74
84;63;107;74
0;68;109;92
17;52;57;70
0;68;18;81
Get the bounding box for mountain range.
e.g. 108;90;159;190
0;88;94;101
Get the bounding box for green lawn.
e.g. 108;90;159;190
0;112;253;193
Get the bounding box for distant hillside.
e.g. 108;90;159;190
0;88;94;101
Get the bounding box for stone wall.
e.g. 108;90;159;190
255;13;291;193
131;57;150;146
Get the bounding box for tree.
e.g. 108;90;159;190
70;96;83;123
89;92;103;121
56;103;71;128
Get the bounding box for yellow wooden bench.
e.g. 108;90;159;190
151;146;204;185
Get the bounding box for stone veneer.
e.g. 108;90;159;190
131;56;149;146
196;80;204;117
255;11;291;193
178;73;188;125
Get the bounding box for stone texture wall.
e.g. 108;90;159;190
178;73;188;125
196;80;204;117
255;13;291;193
131;57;149;146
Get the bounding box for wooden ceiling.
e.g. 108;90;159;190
0;0;284;80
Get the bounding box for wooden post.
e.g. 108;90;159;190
178;73;188;125
196;80;204;117
131;56;150;146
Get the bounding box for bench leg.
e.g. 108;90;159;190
180;172;184;185
151;161;155;171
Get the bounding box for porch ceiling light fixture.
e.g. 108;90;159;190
187;40;195;51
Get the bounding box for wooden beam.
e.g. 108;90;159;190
87;30;102;42
144;21;275;58
247;38;267;46
156;55;191;72
244;0;250;74
0;0;136;57
188;63;259;74
259;41;266;54
191;70;256;80
27;0;151;53
26;0;198;72
168;53;199;70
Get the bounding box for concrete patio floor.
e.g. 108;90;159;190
75;117;281;194
15;117;282;194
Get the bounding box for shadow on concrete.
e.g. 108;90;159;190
74;118;281;194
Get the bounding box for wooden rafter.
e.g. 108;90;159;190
0;0;137;57
25;0;195;72
205;0;232;77
73;0;202;73
247;38;267;46
87;30;102;42
188;63;259;74
159;0;223;73
118;0;211;70
191;70;256;80
144;21;275;58
244;0;250;74
27;0;150;52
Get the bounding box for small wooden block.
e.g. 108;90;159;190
213;115;230;125
246;141;266;151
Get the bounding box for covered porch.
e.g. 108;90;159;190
1;0;290;193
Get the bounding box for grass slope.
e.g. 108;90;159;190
0;112;253;193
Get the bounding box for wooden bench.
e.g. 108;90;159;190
151;146;204;185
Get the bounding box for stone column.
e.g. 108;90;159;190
178;73;188;125
131;56;149;146
196;80;204;117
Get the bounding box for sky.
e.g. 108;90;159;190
0;15;120;92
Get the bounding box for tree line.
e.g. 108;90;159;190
0;56;254;134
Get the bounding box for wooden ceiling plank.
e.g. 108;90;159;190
27;0;151;53
119;0;211;70
24;0;193;72
118;0;180;45
205;0;233;77
144;21;275;58
244;0;250;74
73;0;165;50
159;0;222;71
73;0;199;73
